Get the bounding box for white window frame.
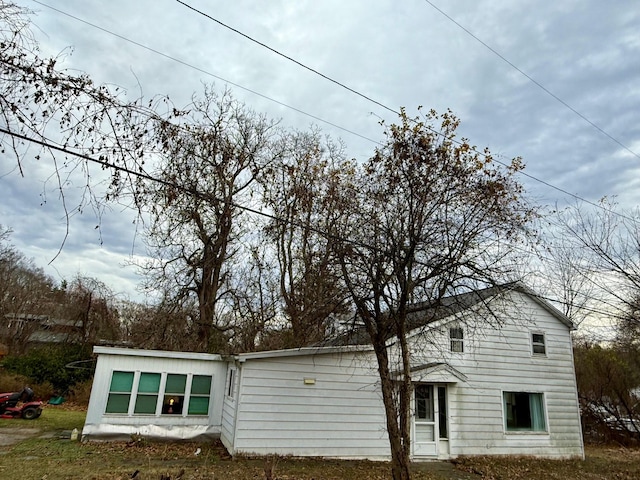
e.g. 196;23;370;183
104;370;213;417
502;390;548;434
531;331;547;356
226;367;237;398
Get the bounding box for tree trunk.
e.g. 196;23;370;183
373;342;412;480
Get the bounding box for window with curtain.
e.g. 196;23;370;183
503;391;546;432
188;375;212;415
105;371;134;414
134;372;161;414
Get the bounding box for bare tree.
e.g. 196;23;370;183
121;297;200;352
59;275;122;346
0;225;58;354
0;1;153;245
137;87;281;352
331;109;534;480
260;128;351;346
554;199;640;339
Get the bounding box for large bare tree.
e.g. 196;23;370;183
138;88;281;352
331;109;534;480
260;128;352;346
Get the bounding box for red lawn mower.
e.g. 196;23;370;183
0;387;43;420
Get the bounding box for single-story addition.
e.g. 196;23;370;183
82;285;584;460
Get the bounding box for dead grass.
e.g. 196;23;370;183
455;445;640;480
2;408;640;479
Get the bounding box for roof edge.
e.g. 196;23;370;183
93;346;224;362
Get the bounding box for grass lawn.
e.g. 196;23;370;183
1;407;638;479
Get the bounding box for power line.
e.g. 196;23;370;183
175;0;399;118
30;0;380;148
17;1;640;230
422;0;640;161
0;126;625;336
174;0;637;222
0;126;627;330
32;0;635;223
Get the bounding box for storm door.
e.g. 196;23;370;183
413;384;448;456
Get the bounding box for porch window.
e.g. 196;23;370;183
188;375;212;415
105;371;134;414
134;372;161;414
103;371;212;416
503;391;546;432
162;374;186;415
531;333;546;355
449;327;464;353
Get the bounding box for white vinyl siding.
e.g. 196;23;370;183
232;352;390;459
83;348;227;442
409;291;583;458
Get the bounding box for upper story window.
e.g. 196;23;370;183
449;327;464;353
531;332;546;355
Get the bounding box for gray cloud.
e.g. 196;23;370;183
1;0;638;299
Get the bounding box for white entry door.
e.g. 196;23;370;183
414;384;450;457
413;384;437;456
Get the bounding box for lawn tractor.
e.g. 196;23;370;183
0;387;43;419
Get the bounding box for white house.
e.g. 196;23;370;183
82;284;584;460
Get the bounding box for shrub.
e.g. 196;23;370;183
1;345;94;394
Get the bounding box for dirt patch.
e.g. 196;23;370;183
0;427;41;446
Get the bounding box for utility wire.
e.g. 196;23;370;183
175;0;637;223
32;0;636;223
30;0;380;147
0;126;627;327
422;0;640;161
176;0;399;117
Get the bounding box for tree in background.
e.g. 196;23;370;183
553;199;640;337
574;340;640;443
331;109;534;480
260;128;352;347
136;88;281;352
61;276;122;346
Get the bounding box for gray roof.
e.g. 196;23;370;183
323;283;573;347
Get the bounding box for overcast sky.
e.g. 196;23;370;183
1;0;639;304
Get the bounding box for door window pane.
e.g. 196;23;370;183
438;386;448;439
415;384;434;421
